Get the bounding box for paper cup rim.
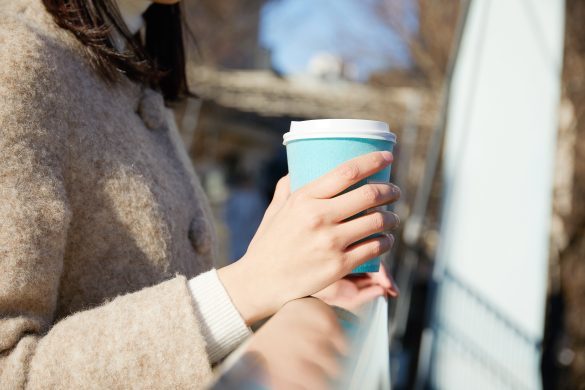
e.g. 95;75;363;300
283;119;396;145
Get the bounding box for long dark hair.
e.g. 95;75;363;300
42;0;190;101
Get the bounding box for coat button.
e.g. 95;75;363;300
188;217;213;255
137;88;166;131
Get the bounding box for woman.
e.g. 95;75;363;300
0;0;400;388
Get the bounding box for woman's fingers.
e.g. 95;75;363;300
344;274;375;288
368;264;399;297
312;279;358;303
327;183;400;222
349;285;386;308
370;263;392;289
386;272;400;297
304;338;343;378
301;151;393;199
343;234;394;272
335;210;400;247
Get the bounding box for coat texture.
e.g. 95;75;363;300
0;0;220;387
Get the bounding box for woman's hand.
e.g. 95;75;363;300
244;298;347;390
218;151;401;324
313;264;399;313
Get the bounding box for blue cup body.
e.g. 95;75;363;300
285;137;394;274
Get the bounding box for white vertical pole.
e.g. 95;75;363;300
426;0;566;389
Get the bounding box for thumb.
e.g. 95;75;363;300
250;175;291;241
270;175;291;209
263;175;291;219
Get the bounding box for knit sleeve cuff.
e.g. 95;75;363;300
188;269;252;364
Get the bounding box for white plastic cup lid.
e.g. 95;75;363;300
283;119;396;145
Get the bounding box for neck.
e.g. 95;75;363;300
115;0;152;35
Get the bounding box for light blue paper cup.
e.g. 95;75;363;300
283;119;396;274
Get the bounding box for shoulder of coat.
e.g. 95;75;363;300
0;0;98;99
0;1;92;146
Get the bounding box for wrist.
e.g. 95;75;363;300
187;270;252;363
218;258;280;325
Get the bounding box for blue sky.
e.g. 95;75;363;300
259;0;417;81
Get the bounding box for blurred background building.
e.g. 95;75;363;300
169;0;585;388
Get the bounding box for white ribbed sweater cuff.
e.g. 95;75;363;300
188;269;252;364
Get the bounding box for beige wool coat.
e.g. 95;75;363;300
0;0;224;387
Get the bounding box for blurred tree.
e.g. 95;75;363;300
183;0;269;69
368;0;460;88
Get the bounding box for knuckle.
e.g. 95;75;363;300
336;253;350;274
330;256;346;276
370;151;387;167
370;212;386;231
362;185;382;203
319;231;339;251
306;210;326;230
289;191;309;208
288;191;301;205
338;163;360;181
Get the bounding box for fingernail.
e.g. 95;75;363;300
388;286;400;298
386;234;395;247
392;213;400;228
390;184;401;196
381;151;393;163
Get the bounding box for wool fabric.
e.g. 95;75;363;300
0;0;237;387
